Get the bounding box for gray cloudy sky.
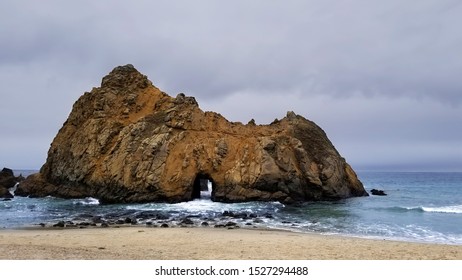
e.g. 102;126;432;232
1;0;461;171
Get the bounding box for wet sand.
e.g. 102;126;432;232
0;227;461;259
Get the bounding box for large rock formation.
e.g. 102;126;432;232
18;64;367;204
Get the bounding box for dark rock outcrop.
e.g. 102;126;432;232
0;188;12;199
370;189;387;196
0;167;21;198
0;168;16;188
18;64;367;204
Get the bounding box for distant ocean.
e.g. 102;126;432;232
2;171;461;245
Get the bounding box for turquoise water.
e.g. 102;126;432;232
1;171;461;244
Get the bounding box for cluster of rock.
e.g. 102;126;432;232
38;210;282;230
18;64;367;204
0;168;23;199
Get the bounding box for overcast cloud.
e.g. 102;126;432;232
1;0;461;171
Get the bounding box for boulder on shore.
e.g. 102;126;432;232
17;64;368;204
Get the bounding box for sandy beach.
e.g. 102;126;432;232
0;227;461;260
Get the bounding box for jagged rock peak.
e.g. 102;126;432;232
286;111;297;120
101;64;152;90
18;65;367;204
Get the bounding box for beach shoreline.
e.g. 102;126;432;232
1;227;461;260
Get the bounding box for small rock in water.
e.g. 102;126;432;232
222;211;248;219
53;221;65;228
222;211;234;217
92;216;103;223
160;223;169;228
180;218;194;225
234;212;248;219
201;222;209;227
156;214;170;220
77;213;94;219
101;222;109;228
225;221;237;227
370;189;387;196
227;225;240;230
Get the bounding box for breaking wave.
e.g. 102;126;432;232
388;205;462;214
420;205;462;214
72;197;100;206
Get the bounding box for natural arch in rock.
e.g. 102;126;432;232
192;173;214;200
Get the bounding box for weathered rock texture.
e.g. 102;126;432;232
18;64;367;204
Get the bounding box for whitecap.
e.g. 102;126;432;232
421;205;462;214
73;197;100;205
8;182;19;196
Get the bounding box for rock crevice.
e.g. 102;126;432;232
18;64;367;203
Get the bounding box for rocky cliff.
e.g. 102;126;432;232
18;64;367;203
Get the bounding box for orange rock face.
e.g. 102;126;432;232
18;65;367;203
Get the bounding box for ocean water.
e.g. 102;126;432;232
1;171;461;245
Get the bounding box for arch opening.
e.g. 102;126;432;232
192;173;214;200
